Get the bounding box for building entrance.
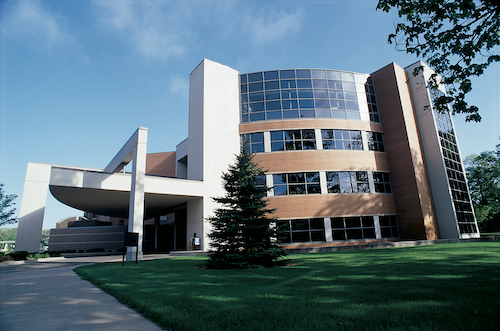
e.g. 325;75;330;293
143;209;187;252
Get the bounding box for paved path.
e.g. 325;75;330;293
0;256;165;331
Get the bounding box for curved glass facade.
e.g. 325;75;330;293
240;69;379;123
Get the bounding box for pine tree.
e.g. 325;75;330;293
207;148;286;268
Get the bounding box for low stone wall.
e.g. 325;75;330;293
49;226;126;252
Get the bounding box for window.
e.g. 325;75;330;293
432;94;477;235
241;69;366;123
365;78;379;122
273;172;321;195
373;172;392;193
321;130;363;150
255;174;266;189
330;216;376;240
278;218;326;243
270;130;316;151
366;132;385;152
241;133;264;153
379;216;399;238
326;171;369;193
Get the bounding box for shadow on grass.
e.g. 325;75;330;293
75;242;500;331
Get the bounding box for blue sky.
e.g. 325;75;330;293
1;0;498;230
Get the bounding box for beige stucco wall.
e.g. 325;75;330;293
254;150;390;173
268;194;397;220
239;118;383;134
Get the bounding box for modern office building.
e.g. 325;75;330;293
15;59;479;259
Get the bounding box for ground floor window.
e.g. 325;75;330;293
278;218;325;243
331;216;376;240
277;215;399;243
379;215;399;238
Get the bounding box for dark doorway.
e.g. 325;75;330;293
143;208;187;252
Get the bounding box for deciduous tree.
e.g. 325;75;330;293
465;144;500;231
0;184;18;227
377;0;499;122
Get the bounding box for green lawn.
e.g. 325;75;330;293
74;242;500;331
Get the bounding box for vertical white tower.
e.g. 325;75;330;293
186;59;241;250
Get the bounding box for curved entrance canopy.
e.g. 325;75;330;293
15;127;205;258
49;173;203;220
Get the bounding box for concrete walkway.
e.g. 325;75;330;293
0;256;166;331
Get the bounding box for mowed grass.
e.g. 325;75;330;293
74;242;500;331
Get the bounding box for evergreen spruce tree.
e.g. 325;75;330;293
207;148;286;269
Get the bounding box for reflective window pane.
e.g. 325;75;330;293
265;80;280;90
315;99;330;109
279;70;295;79
264;71;279;80
281;89;297;99
266;111;282;120
289;184;306;194
314;89;329;98
344;92;358;101
266;101;281;110
306;172;320;182
311;70;326;78
328;80;342;90
249;92;264;102
312;79;328;88
327;71;341;80
307;184;321;194
288;173;304;183
296;69;311;78
282;100;298;109
273;174;286;185
249;82;263;92
330;101;345;110
346;101;359;110
249;102;264;112
281;80;296;89
283;109;299;118
271;142;284;151
250;113;265;121
248;72;263;82
300;109;315;117
298;89;314;98
299;99;314;108
309;218;325;229
265;90;281;100
297;79;312;88
341;72;355;82
316;110;331;118
343;81;356;91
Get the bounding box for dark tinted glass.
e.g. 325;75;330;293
264;71;279;80
248;72;263;82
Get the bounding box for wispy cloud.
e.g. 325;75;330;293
1;0;77;52
247;9;304;45
93;1;305;60
168;75;189;96
93;0;186;61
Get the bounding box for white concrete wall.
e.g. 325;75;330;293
16;163;52;252
187;59;240;251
